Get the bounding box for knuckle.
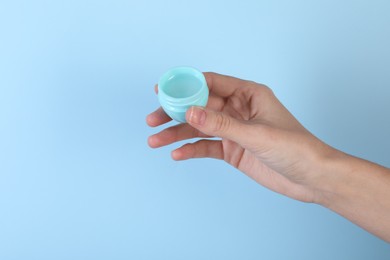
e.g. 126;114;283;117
246;82;275;100
259;84;274;96
213;113;231;133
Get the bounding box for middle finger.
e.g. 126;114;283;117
148;123;213;148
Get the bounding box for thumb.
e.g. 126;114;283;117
186;106;259;147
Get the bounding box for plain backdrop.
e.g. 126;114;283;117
1;0;389;259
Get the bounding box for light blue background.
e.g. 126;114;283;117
1;0;389;259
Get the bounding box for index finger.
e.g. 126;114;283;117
203;72;247;98
146;107;172;127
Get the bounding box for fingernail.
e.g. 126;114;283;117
188;107;206;126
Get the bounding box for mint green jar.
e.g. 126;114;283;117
158;67;209;123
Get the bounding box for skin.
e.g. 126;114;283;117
146;72;390;242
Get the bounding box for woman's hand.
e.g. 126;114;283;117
147;72;334;203
147;72;390;242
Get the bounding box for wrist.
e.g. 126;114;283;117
309;145;390;242
310;145;388;207
308;146;353;206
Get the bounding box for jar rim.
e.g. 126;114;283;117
158;66;208;103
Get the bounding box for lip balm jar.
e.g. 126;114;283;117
158;67;209;123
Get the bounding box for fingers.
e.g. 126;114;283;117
204;72;247;98
186;106;264;149
172;140;223;161
146;107;172;127
148;123;211;148
146;94;226;127
206;94;225;111
148;73;233;128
